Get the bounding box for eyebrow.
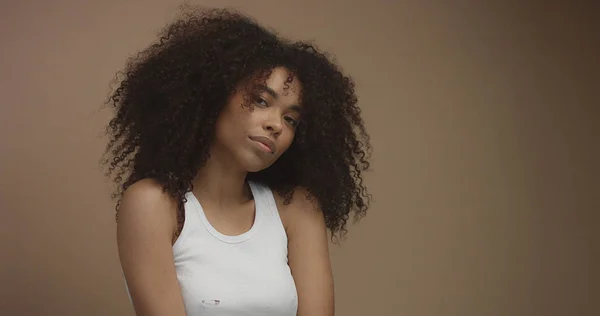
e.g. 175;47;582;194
255;84;303;114
256;84;279;99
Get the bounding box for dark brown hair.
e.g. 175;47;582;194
101;5;371;240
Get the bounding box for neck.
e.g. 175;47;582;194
192;149;251;209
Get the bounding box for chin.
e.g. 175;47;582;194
245;163;272;173
243;158;276;173
237;149;279;173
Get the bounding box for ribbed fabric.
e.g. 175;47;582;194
171;180;298;315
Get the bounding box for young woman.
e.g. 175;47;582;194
102;6;371;316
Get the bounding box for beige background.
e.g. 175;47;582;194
1;1;598;315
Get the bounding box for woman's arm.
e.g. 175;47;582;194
281;188;335;316
117;179;187;316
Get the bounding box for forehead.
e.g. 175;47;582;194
261;67;302;102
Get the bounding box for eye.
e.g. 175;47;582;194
284;116;299;127
253;96;268;107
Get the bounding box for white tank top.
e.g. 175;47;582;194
172;180;298;316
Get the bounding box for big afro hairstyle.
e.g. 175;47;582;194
101;5;371;240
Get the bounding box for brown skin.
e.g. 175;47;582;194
117;67;334;316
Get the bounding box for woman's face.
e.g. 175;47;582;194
212;67;303;172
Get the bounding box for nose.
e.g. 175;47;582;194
262;114;283;136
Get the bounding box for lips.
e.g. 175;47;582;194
249;135;276;154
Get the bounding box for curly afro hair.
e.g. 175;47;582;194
101;5;371;240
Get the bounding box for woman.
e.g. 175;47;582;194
102;5;371;316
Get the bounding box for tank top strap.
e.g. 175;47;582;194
247;180;288;242
172;191;203;252
248;181;277;218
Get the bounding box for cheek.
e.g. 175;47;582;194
222;106;252;131
279;131;296;152
215;114;244;145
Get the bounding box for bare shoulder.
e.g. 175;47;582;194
118;178;179;241
273;187;334;315
117;179;188;315
273;186;326;235
121;178;174;209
